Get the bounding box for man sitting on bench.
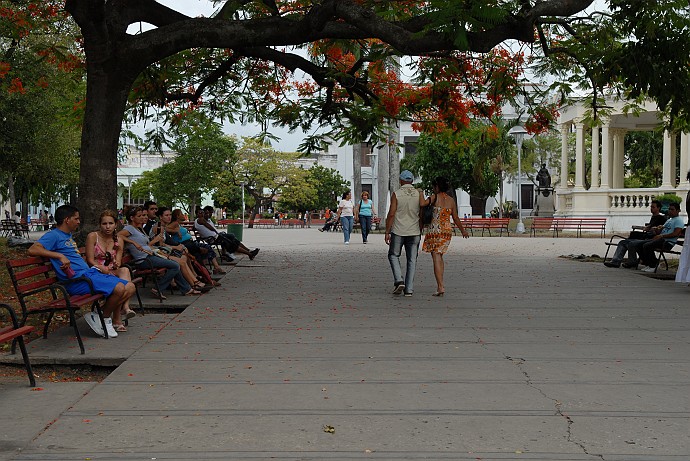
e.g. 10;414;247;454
27;205;137;338
195;206;260;261
605;200;667;268
633;202;685;272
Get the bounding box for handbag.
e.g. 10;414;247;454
421;195;436;225
190;257;214;285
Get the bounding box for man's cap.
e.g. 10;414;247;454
399;170;414;182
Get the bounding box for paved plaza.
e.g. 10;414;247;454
1;228;689;460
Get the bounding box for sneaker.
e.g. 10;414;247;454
622;262;638;269
393;283;405;295
84;312;105;338
104;318;118;338
637;265;649;271
249;248;260;260
344;241;349;245
404;292;412;297
603;261;620;268
641;266;656;273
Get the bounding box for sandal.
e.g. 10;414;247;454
151;289;167;300
184;288;202;296
121;309;136;320
113;324;127;333
193;283;213;293
213;268;226;275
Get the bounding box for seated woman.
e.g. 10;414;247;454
118;206;200;299
167;208;225;275
85;209;136;332
151;207;211;292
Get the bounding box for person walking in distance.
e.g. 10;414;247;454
385;170;426;297
354;191;376;244
335;190;355;245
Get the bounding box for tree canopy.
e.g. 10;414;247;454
3;1;690;223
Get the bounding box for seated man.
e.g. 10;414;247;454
194;206;260;260
318;215;338;232
632;202;685;272
605;200;667;268
27;205;137;338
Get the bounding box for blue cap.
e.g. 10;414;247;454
399;170;414;182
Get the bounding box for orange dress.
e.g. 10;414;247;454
422;206;453;254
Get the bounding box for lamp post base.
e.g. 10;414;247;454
516;221;525;234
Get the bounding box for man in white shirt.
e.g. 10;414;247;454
194;206;259;260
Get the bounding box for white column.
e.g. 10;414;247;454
591;125;600;189
600;124;611;189
574;122;585;189
612;129;625;189
560;123;569;188
662;130;674;188
680;133;689;181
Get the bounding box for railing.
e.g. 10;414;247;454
609;193;656;209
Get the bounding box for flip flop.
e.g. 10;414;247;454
113;324;127;332
151;289;167;300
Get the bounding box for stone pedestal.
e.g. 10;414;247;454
534;187;556;217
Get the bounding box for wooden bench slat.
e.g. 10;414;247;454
0;325;34;343
531;217;606;237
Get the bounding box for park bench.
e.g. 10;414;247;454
457;218;510;236
280;218;305;228
6;256;108;354
352;217;381;233
0;303;36;386
531;217;607;238
121;252;167;302
652;236;684;273
1;219;30;239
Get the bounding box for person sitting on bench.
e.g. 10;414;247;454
27;205;137;338
605;200;667;268
194;206;259;260
611;202;684;272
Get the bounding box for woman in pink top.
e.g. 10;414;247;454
85;209;135;332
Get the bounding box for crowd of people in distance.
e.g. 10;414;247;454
27;201;259;339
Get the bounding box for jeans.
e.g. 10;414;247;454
142;255;191;294
359;215;372;242
640;239;673;267
388;233;421;294
340;216;354;242
611;238;646;264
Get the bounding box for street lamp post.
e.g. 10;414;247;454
508;125;528;234
240;182;246;226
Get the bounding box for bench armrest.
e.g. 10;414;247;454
0;304;21;329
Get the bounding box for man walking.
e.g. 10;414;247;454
385;170;426;297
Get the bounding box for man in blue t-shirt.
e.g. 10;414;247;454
629;202;685;272
27;205;136;338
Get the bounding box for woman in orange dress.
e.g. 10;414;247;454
421;177;469;296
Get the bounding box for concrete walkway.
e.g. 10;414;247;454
1;229;689;460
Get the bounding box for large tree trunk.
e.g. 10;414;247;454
7;176;16;215
75;67;132;231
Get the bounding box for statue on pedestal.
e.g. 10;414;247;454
537;164;551;189
533;163;555;216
